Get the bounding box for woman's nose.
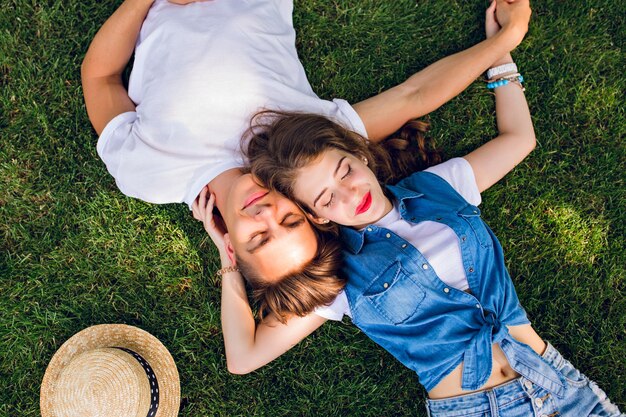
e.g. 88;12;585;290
337;186;355;204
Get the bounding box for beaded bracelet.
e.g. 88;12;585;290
487;75;525;91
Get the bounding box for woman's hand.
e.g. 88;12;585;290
495;0;531;45
486;0;514;67
192;186;229;256
485;0;501;39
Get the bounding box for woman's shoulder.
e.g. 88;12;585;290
397;158;482;206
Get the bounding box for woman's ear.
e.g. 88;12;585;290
223;233;237;265
306;213;330;224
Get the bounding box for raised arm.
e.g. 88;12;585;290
463;0;536;192
81;0;207;135
193;189;327;374
81;0;154;134
354;0;532;142
221;269;328;374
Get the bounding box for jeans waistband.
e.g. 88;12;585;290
427;342;568;416
427;377;526;416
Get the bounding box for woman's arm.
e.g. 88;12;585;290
354;0;532;142
193;189;328;374
221;270;327;374
463;0;536;192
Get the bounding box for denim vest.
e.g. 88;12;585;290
340;172;566;395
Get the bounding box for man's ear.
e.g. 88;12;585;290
306;212;329;225
223;233;237;265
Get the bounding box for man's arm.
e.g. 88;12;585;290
354;0;532;142
81;0;208;135
81;0;155;135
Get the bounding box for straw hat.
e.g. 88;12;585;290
41;324;180;417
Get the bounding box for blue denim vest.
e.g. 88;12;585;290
340;172;566;395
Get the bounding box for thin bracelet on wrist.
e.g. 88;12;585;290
216;265;240;276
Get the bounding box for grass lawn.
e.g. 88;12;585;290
1;0;624;415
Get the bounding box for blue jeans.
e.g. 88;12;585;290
426;343;623;417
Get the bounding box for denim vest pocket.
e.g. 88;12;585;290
458;206;493;248
363;261;426;325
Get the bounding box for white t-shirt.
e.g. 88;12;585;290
97;0;366;207
315;157;481;321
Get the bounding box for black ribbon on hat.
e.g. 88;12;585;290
116;347;160;417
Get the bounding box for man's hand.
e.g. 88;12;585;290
485;0;500;39
496;0;531;43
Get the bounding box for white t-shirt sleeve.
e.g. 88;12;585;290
332;98;369;139
314;291;350;321
425;158;481;206
96;111;138;194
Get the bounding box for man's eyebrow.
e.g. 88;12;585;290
313;156;346;207
246;215;305;254
247;236;271;255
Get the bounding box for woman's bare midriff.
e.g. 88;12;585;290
428;324;546;399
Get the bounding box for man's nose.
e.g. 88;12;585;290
252;203;273;218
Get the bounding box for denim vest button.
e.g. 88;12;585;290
534;398;543;408
443;288;450;293
475;304;480;309
422;263;429;270
401;243;407;249
383;282;389;289
468;267;474;273
473;209;478;214
366;227;373;232
461;235;467;242
524;379;533;390
385;233;391;238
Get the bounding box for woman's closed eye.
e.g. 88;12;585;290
341;164;352;180
323;164;351;208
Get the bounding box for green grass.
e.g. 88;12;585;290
1;0;624;415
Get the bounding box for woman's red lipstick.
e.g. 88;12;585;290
355;192;372;215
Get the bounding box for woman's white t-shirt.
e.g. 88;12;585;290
97;0;366;207
315;157;482;320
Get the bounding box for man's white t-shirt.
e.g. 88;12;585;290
97;0;366;207
315;157;482;321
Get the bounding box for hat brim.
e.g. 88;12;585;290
41;324;180;417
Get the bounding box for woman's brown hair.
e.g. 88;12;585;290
239;110;440;322
243;110;442;221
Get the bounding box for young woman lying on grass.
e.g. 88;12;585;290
83;0;532;325
195;2;623;416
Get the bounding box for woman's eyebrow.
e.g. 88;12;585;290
313;156;346;207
